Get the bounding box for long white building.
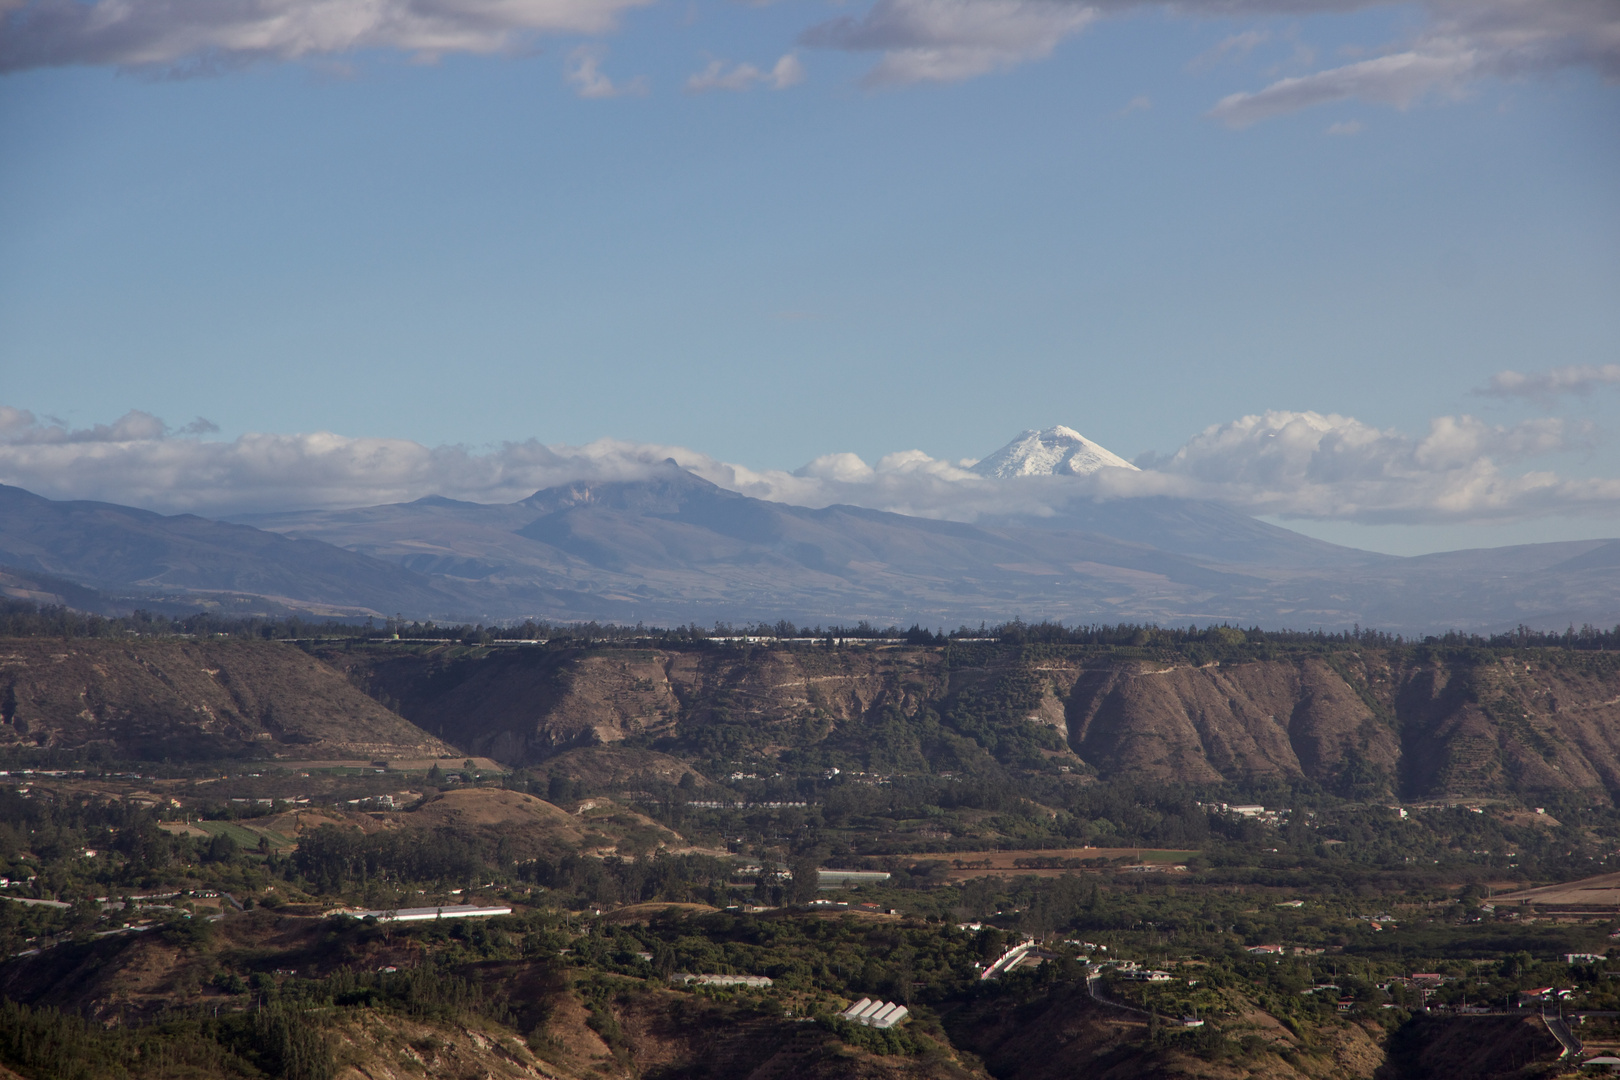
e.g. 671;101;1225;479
838;998;910;1028
340;904;511;923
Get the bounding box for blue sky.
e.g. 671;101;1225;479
0;0;1617;554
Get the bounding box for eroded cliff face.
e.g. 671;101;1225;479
1052;650;1620;798
0;639;453;761
325;645;945;765
1059;657;1396;787
5;637;1608;799
1386;650;1620;797
324;643;1620;800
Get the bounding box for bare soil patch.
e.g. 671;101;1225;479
156;821;209;839
1493;870;1620;908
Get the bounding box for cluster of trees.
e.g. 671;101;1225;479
0;790;197;906
5;594;1616;655
523;853;737;908
984;619;1620;652
0;998;334;1080
0;599;550;645
288;822;741;910
290;826;495;894
0;601;202;640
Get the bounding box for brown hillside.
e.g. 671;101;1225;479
1063;657;1397;785
1384;650;1620;797
403;788;587;858
1061;649;1620;798
322;643;942;764
396;788;690;859
946;982;1385;1080
323;644;1620;800
254;806;398;837
0;638;452;761
572;796;692;856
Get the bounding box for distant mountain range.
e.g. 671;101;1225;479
0;482;455;618
1;427;1615;633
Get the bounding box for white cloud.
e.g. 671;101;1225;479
1142;410;1610;524
1119;94;1151;114
794;0;1617;118
0;406;1613;527
794;452;876;483
1207;0;1620;126
689;59;745;92
1188;28;1269;71
0;409;715;513
771;52;805;88
799;0;1100;85
686;52;803;92
1325;119;1363;135
1209;49;1480;126
1479;364;1620;399
0;408;207;444
0;0;653;74
4;0;1611;127
565;45;646;98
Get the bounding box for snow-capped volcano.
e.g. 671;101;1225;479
970;426;1139;478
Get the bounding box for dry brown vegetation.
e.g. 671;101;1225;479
0;638;452;761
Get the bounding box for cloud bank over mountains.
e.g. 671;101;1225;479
1140;411;1611;525
2;0;1613;124
2;402;1614;528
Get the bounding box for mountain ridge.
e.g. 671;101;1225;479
0;469;1613;632
241;472;1617;633
0;483;460;618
